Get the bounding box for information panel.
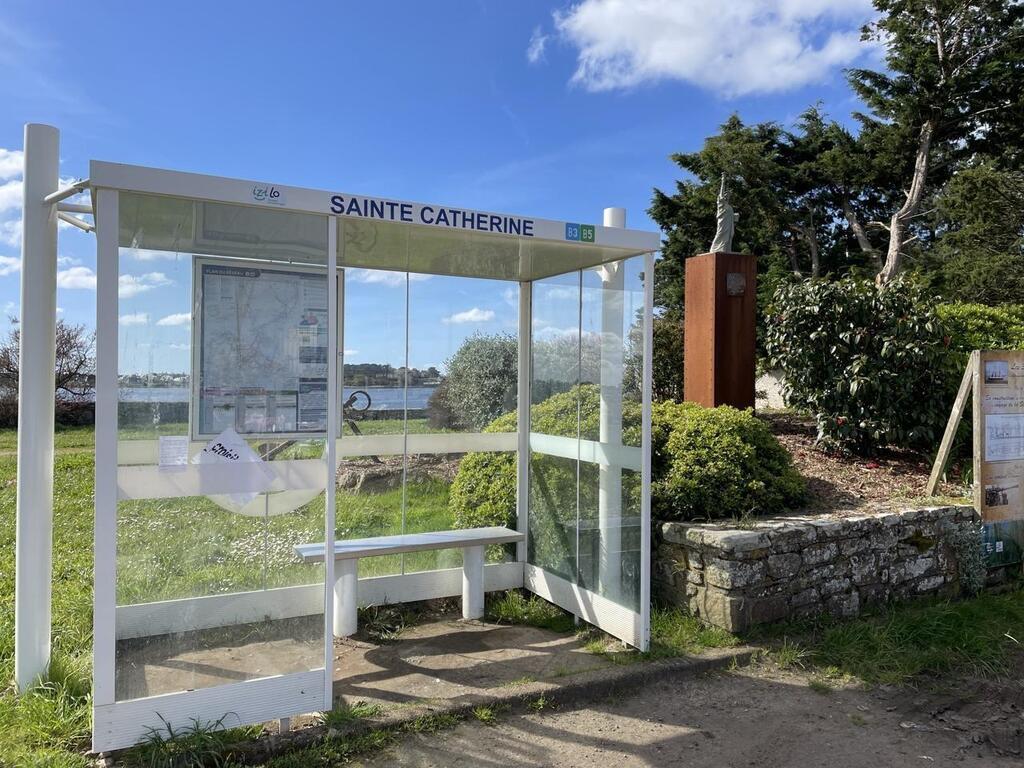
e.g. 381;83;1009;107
194;258;328;439
977;350;1024;566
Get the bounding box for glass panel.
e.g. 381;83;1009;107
578;257;644;610
403;452;463;573
622;257;646;448
114;194;328;701
529;272;581;574
338;262;406;569
340;267;408;438
401;273;519;572
336;455;403;577
528;256;646;614
410;275;517;435
527;452;578;581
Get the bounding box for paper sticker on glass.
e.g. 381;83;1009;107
196;259;330;438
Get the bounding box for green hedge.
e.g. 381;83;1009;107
450;385;805;526
937;303;1024;361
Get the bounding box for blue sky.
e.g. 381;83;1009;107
0;0;877;374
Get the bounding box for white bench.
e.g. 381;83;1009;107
294;526;524;637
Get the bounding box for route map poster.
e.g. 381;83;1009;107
977;350;1024;566
194;259;328;438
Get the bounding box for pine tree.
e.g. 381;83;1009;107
848;0;1024;284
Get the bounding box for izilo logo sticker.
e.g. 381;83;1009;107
252;184;286;206
565;223;595;243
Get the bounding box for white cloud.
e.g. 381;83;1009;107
1;219;22;248
118;271;173;298
125;247;186;261
57;254;80;267
56;265;97;289
0;149;23;181
527;26;549;64
156;312;191;327
0;179;22;214
169;342;190;350
443;307;495;324
537;285;578;301
532;323;580;341
0;255;20;276
345;268;431;287
119;312;149;326
343;349;359;357
553;0;873;96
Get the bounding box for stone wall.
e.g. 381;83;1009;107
655;506;981;633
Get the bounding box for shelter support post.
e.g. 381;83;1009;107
462;545;485;619
598;207;626;600
333;559;359;638
15;123;59;692
516;282;531;565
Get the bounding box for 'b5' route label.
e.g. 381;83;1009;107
565;223;595;243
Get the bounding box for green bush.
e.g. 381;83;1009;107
932;303;1024;458
449;409;517;530
765;276;954;454
449;385;641;532
450;385;803;527
431;333;517;431
651;401;805;520
936;303;1024;362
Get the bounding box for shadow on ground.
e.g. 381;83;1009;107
350;664;1024;767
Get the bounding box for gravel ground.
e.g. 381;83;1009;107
352;662;1023;767
765;413;968;516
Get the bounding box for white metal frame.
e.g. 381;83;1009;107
14;137;658;749
14;124;59;691
93;187;119;710
89;160;660;256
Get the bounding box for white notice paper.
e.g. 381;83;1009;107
192;427;275;512
985;414;1024;463
158;436;190;471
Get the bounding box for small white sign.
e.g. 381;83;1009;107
158;435;190;471
986;414;1024;462
192;427;274;511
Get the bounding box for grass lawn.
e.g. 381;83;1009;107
807;591;1024;685
0;424;491;766
0;445;94;767
0;425;95;454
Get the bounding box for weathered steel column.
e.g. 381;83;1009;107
683;252;757;409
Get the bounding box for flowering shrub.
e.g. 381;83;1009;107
765;277;954;454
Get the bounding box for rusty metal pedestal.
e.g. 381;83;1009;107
683;251;757;409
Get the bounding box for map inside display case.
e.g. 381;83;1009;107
194;258;329;439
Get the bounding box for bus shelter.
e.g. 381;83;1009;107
14;126;658;752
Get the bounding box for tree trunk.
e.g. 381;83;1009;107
804;211;820;278
876;119;936;285
842;199;882;271
785;239;803;277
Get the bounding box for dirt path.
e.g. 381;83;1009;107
353;665;1022;767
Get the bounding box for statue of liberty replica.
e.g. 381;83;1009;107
710;174;737;253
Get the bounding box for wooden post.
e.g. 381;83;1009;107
926;351;977;496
